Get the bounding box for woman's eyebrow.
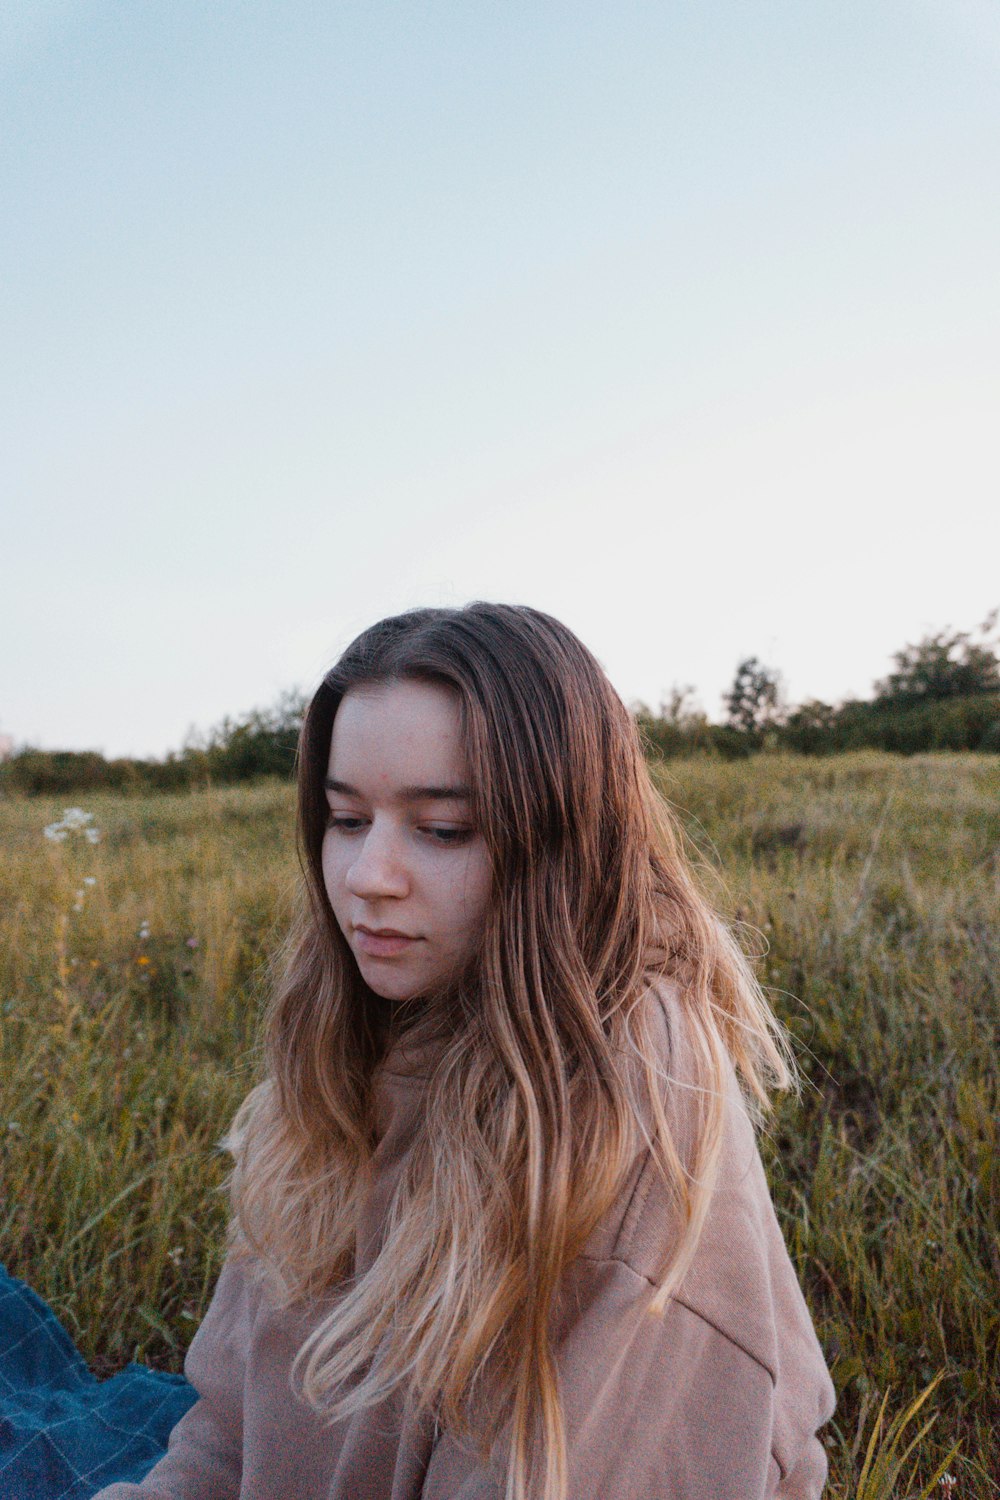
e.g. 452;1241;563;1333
324;777;471;803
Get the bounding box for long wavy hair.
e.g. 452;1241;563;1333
225;602;793;1500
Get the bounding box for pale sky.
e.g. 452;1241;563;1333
3;0;999;758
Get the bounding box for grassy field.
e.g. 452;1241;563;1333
1;752;997;1497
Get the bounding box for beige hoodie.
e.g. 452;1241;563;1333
94;984;835;1499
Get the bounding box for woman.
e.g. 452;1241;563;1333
96;602;834;1500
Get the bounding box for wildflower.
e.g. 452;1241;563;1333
83;876;96;886
43;807;102;844
186;936;199;950
6;1121;22;1136
137;955;151;967
138;921;151;940
62;808;93;828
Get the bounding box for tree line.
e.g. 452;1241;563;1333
0;691;307;797
636;611;1000;760
3;614;998;796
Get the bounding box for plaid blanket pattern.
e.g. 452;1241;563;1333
0;1264;196;1499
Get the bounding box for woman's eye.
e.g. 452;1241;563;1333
326;815;470;845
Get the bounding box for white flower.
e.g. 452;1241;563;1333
43;807;101;843
83;876;96;887
61;808;93;828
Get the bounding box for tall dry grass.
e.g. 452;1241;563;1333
1;753;997;1496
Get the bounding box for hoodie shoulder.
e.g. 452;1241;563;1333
581;980;835;1485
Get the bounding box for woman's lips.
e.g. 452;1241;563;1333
354;926;419;957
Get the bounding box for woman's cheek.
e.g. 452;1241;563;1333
320;838;346;916
454;847;494;934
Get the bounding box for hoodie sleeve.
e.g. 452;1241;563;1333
422;1252;830;1500
582;985;835;1496
423;988;834;1500
553;1253;831;1500
91;1255;253;1500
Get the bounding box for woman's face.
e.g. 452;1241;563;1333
322;679;494;1003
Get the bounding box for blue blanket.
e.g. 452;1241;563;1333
0;1265;197;1499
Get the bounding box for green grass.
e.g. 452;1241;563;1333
1;753;997;1496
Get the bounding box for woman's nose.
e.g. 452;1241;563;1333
344;822;410;899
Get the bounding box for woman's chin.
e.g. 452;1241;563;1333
356;959;426;1004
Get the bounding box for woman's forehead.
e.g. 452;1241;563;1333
327;681;468;786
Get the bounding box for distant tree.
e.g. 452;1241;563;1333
873;610;999;705
632;684;713;760
653;683;702;725
193;688;307;782
723;657;782;738
780;699;839;755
